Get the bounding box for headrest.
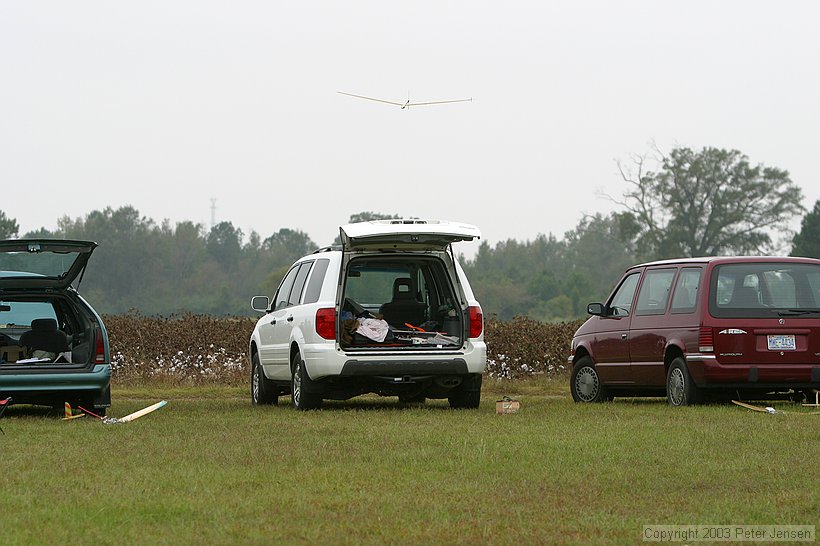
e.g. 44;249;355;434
730;286;758;306
31;318;58;332
392;278;414;300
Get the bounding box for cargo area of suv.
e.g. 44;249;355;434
340;256;466;350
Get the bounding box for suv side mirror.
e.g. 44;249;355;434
251;296;270;313
587;303;605;316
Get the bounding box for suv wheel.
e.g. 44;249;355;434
570;357;611;403
666;357;702;406
399;393;426;405
448;374;482;409
251;353;278;405
291;352;322;410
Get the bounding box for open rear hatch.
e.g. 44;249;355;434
0;240;101;368
338;221;480;352
339;219;480;251
0;240;98;290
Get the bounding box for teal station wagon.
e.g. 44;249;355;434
0;240;111;413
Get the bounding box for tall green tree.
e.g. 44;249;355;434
347;211;401;223
263;228;316;257
207;221;244;265
791;199;820;258
334;212;402;244
614;146;804;259
0;210;19;238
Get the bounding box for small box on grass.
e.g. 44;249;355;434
496;396;520;414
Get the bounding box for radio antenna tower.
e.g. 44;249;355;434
210;198;217;230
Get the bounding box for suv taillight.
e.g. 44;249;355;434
95;327;106;363
316;308;336;340
468;305;483;338
698;327;713;353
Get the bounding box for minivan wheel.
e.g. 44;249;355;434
666;357;703;406
571;357;611;403
251;353;278;406
291;352;322;410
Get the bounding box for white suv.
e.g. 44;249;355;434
248;220;487;410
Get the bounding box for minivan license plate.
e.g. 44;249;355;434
767;334;795;350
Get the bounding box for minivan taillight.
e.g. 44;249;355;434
468;306;483;338
316;308;336;340
698;327;714;353
95;327;106;363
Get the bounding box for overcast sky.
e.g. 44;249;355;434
2;1;818;255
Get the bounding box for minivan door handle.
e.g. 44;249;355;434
286;316;294;322
270;319;276;325
621;333;628;340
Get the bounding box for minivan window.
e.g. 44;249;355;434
274;265;301;311
609;272;640;316
671;268;702;314
303;258;330;304
808;271;820;304
763;270;796;308
711;262;820;317
635;269;675;316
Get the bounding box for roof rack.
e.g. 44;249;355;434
312;245;342;254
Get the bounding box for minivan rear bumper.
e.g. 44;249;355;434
686;355;820;386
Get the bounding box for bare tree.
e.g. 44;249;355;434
609;146;804;259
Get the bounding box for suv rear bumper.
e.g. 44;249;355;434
304;341;486;380
686;355;820;386
340;358;468;376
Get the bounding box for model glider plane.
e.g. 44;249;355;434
74;400;168;424
732;400;820;415
338;91;472;109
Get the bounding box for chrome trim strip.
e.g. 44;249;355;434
686;355;718;362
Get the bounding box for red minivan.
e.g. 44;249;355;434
569;256;820;406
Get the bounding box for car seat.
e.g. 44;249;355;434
19;318;70;356
379;278;427;327
729;286;760;307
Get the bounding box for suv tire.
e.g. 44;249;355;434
571;356;612;403
666;357;703;406
291;352;322;410
448;374;482;409
398;393;426;405
251;352;278;405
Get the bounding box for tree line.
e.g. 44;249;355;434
2;146;818;320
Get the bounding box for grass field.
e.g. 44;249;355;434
1;378;818;545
